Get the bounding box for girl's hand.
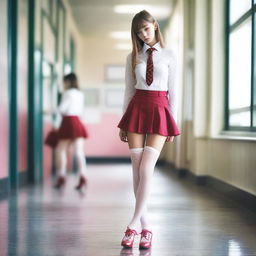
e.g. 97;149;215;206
166;136;174;142
119;129;128;142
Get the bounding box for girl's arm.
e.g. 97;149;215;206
168;51;178;123
43;91;70;129
43;91;69;115
57;91;70;115
122;54;137;113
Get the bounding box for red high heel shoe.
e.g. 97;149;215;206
75;176;87;190
54;176;66;189
139;229;152;249
121;227;138;248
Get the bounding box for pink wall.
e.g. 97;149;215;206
0;105;9;179
17;101;28;172
17;4;28;173
43;121;53;178
0;0;8;179
84;112;130;157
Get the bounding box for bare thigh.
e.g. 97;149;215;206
127;132;146;149
56;139;71;153
145;134;167;152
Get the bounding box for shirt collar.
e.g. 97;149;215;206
142;42;162;53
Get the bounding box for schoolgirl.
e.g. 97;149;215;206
117;10;180;249
54;73;89;190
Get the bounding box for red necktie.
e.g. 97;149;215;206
146;47;155;85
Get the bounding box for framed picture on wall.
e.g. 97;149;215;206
105;88;123;107
105;65;125;82
83;88;100;107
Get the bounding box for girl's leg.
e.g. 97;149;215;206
55;139;70;177
127;133;147;227
128;134;167;230
130;148;151;229
73;138;87;178
121;132;146;247
127;132;149;230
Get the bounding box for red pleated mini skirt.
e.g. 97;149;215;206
117;89;180;138
58;116;88;140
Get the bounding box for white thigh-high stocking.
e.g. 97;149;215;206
56;140;70;177
73;138;87;177
128;146;160;230
130;148;150;230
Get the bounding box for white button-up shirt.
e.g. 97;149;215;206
122;42;178;122
58;88;84;117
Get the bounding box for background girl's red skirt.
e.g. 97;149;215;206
45;116;88;148
58;116;88;140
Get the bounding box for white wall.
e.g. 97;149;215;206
163;0;256;196
63;0;129;88
61;1;130;157
161;0;184;167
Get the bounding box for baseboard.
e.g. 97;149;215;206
0;177;9;200
176;168;207;185
206;176;256;212
0;171;28;199
163;161;256;212
87;157;172;166
19;171;28;187
87;157;131;164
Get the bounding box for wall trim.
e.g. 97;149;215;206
162;161;256;212
87;157;130;164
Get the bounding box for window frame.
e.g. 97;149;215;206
225;0;256;131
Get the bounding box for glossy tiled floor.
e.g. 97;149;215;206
1;164;256;256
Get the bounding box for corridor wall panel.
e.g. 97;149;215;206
17;0;28;173
0;0;9;179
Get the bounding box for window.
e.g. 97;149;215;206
226;0;256;130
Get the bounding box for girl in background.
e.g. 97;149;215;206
54;73;88;190
118;10;180;249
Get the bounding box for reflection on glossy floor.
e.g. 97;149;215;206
1;164;256;256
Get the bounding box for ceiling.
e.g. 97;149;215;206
68;0;175;37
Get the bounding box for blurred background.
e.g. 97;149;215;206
1;0;255;194
0;0;256;255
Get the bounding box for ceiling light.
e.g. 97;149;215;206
110;31;130;39
114;5;171;19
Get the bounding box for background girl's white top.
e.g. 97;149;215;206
123;42;178;122
58;88;84;117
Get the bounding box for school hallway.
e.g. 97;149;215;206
1;163;256;256
1;0;256;256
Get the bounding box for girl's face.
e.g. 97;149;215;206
136;21;157;45
64;81;70;90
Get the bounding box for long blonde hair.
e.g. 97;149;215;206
131;10;165;74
